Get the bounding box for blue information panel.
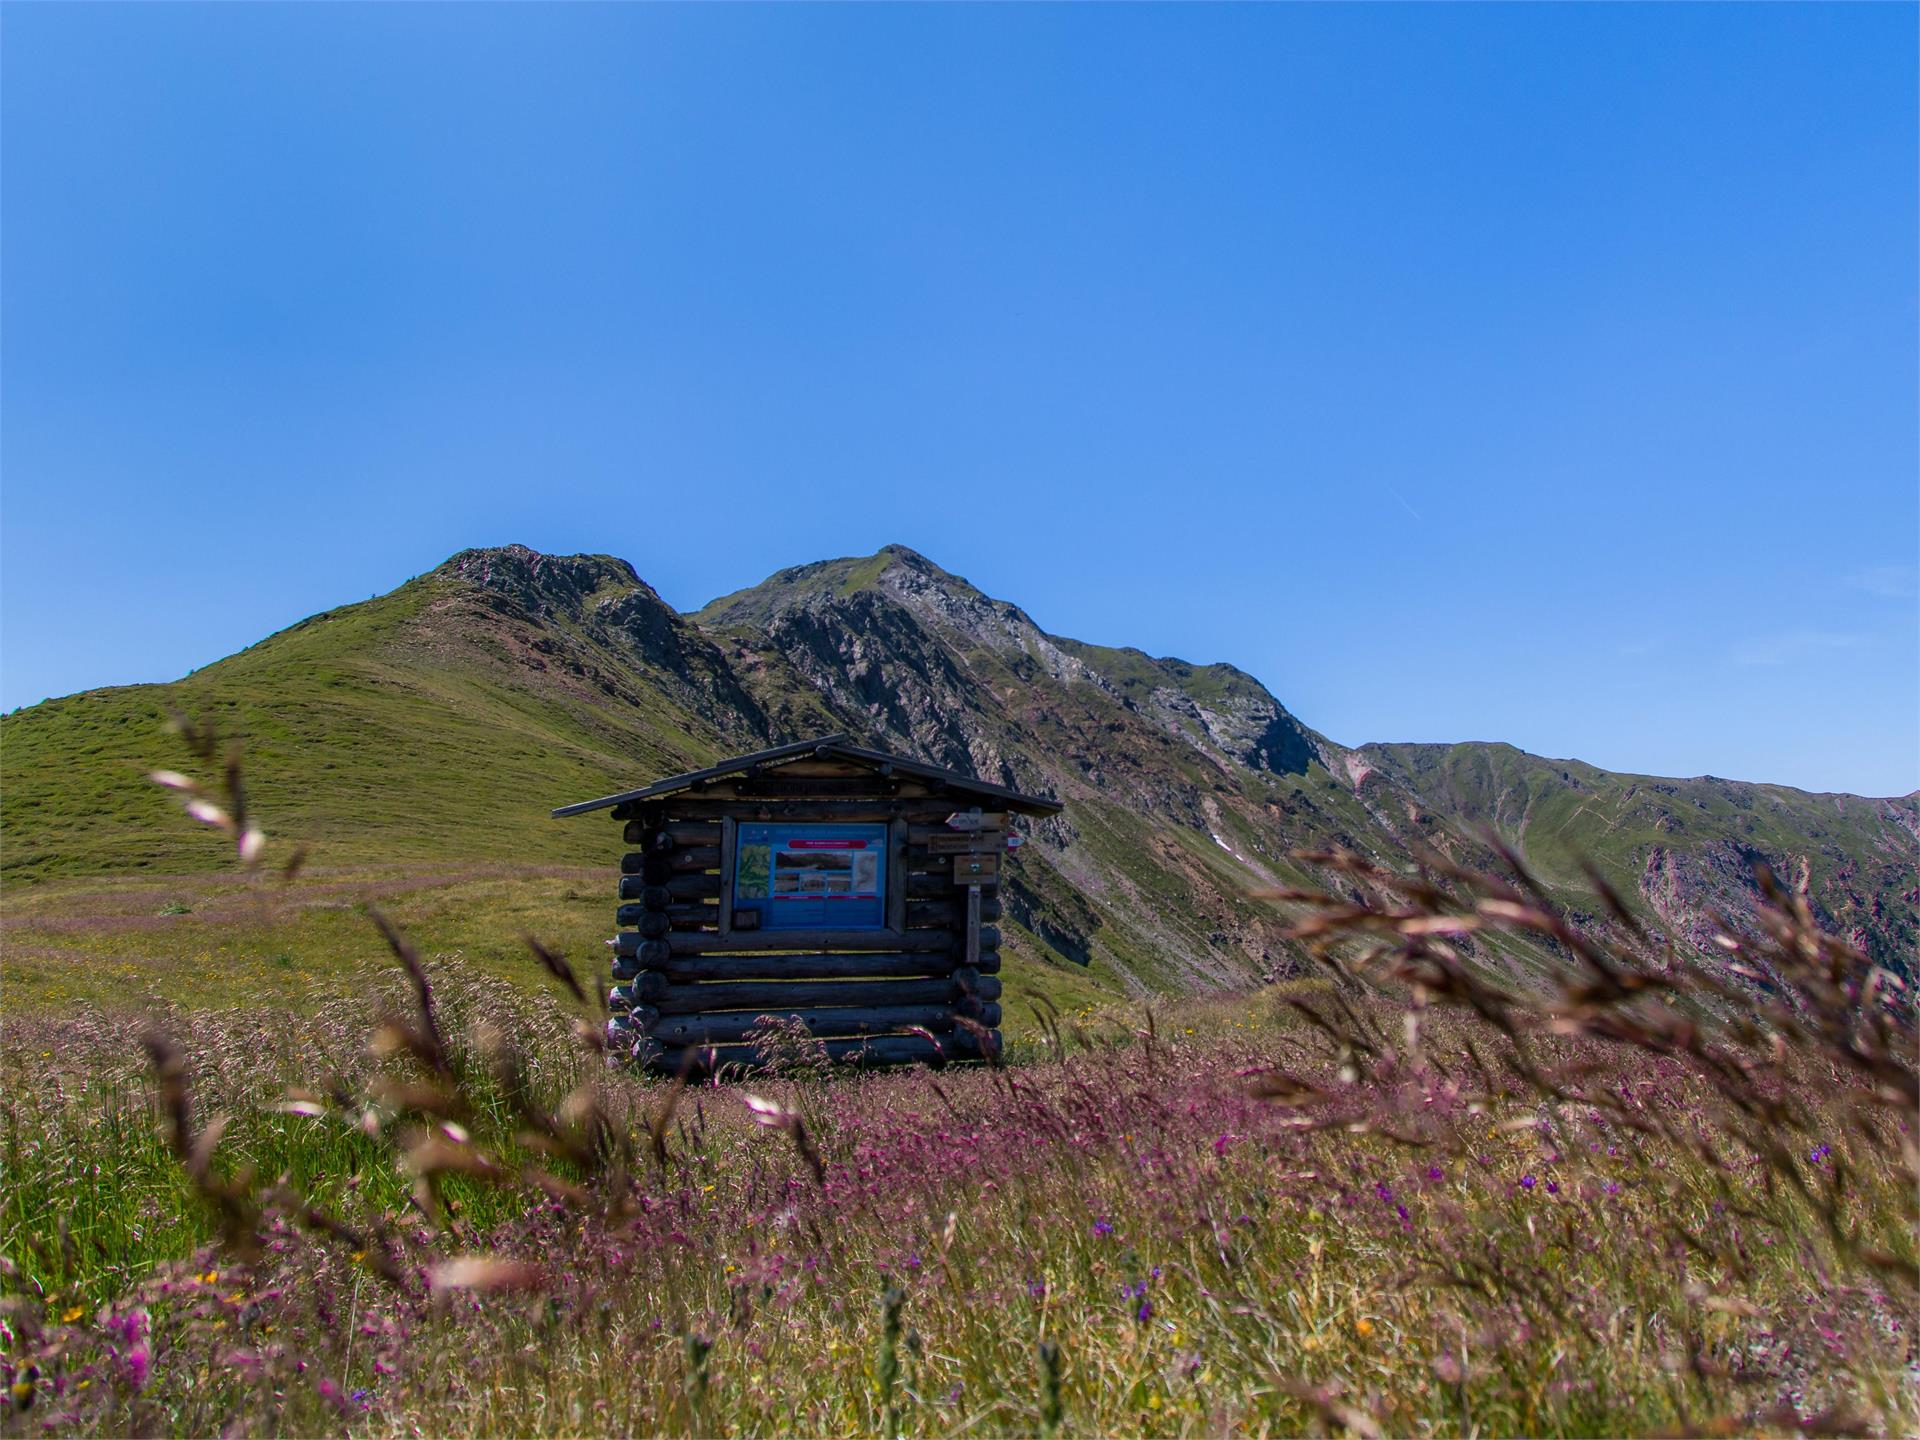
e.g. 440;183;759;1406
733;823;888;931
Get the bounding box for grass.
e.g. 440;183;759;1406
3;543;1915;1434
2;970;1911;1437
0;860;1106;1023
2;810;1913;1436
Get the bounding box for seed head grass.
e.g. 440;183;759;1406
0;730;1913;1436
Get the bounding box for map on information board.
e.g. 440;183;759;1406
733;823;887;931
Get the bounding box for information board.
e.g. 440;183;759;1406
732;823;888;931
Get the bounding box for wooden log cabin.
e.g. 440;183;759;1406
553;735;1063;1074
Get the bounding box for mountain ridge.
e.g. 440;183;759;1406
5;542;1913;997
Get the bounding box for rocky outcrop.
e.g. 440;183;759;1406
440;545;772;743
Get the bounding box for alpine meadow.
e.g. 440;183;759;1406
1;546;1914;1435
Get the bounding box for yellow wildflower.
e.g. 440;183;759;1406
1355;1317;1375;1338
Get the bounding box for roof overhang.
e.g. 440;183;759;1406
553;733;1063;818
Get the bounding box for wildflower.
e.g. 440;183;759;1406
60;1306;84;1324
1545;1180;1559;1195
1427;1165;1444;1182
1520;1175;1536;1190
1092;1218;1114;1238
1355;1317;1374;1337
1137;1298;1154;1322
1395;1203;1409;1222
1809;1143;1832;1164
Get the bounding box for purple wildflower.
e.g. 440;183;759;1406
1520;1175;1537;1190
1136;1298;1154;1323
1092;1217;1114;1238
1427;1165;1444;1182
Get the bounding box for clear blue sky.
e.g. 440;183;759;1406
4;4;1914;795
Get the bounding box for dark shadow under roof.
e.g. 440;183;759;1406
552;734;1064;818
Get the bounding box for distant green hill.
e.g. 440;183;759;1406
5;543;1914;1014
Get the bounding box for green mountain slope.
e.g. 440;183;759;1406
3;550;768;882
5;543;1913;1011
1353;741;1919;965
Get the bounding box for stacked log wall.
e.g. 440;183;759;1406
603;777;1005;1075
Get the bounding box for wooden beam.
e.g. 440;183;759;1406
697;778;935;799
648;1031;998;1074
907;821;1008;845
651;976;995;1015
905;897;1002;926
629;951;999;983
622;875;725;898
614;906;719;939
653;801;966;822
756;759;885;779
626;849;722;885
663;928;955;957
658;822;724;847
907;872;989;899
717;817;737;938
646;1003;1002;1047
626;875;722;905
885;818;908;933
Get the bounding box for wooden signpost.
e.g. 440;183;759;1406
553;734;1061;1076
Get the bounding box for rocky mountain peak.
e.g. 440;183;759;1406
439;545;654;622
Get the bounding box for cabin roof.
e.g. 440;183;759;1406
552;734;1064;818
